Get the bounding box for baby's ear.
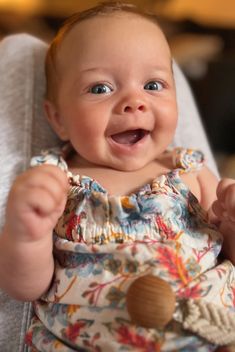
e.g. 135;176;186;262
44;100;69;141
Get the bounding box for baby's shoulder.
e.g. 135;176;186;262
180;163;218;208
163;147;216;205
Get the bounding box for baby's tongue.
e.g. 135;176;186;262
111;129;141;145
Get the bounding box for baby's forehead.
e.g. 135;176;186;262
62;12;163;44
57;12;166;59
53;11;171;82
46;11;172;100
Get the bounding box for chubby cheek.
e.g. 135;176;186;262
154;103;178;136
69;116;106;153
70;124;97;145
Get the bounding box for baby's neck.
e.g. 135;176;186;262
67;153;173;196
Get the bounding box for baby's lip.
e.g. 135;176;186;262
110;129;150;145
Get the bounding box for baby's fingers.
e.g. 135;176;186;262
216;178;235;221
211;199;224;219
26;165;68;214
8;165;69;216
24;186;63;216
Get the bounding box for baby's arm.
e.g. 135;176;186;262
0;165;68;301
197;168;235;263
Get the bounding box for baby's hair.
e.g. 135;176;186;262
45;1;161;102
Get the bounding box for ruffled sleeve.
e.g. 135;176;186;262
173;147;205;173
30;147;68;173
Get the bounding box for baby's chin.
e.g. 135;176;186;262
105;158;155;172
71;150;156;172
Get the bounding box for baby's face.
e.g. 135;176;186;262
50;13;178;171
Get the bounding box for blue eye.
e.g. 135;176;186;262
89;84;112;94
144;81;163;91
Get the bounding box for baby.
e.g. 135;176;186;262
0;1;235;351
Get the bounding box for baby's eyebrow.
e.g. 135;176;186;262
79;67;110;74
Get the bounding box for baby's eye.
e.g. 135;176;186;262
144;81;163;91
89;84;112;94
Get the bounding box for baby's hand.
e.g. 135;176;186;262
5;165;69;243
212;178;235;262
212;178;235;224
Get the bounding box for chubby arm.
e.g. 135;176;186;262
0;165;69;301
197;166;218;211
197;167;235;264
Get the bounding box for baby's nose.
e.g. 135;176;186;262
116;94;148;114
123;100;146;113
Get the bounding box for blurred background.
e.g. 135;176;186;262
0;0;234;177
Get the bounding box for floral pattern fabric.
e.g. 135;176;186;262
26;147;235;352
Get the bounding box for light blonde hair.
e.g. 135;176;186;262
45;1;162;102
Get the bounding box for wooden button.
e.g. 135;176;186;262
126;275;176;329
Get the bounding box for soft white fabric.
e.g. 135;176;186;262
0;33;218;352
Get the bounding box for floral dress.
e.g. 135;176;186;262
26;147;235;352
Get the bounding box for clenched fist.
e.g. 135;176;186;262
212;178;235;263
5;164;69;243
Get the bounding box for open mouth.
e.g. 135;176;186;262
111;129;149;145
